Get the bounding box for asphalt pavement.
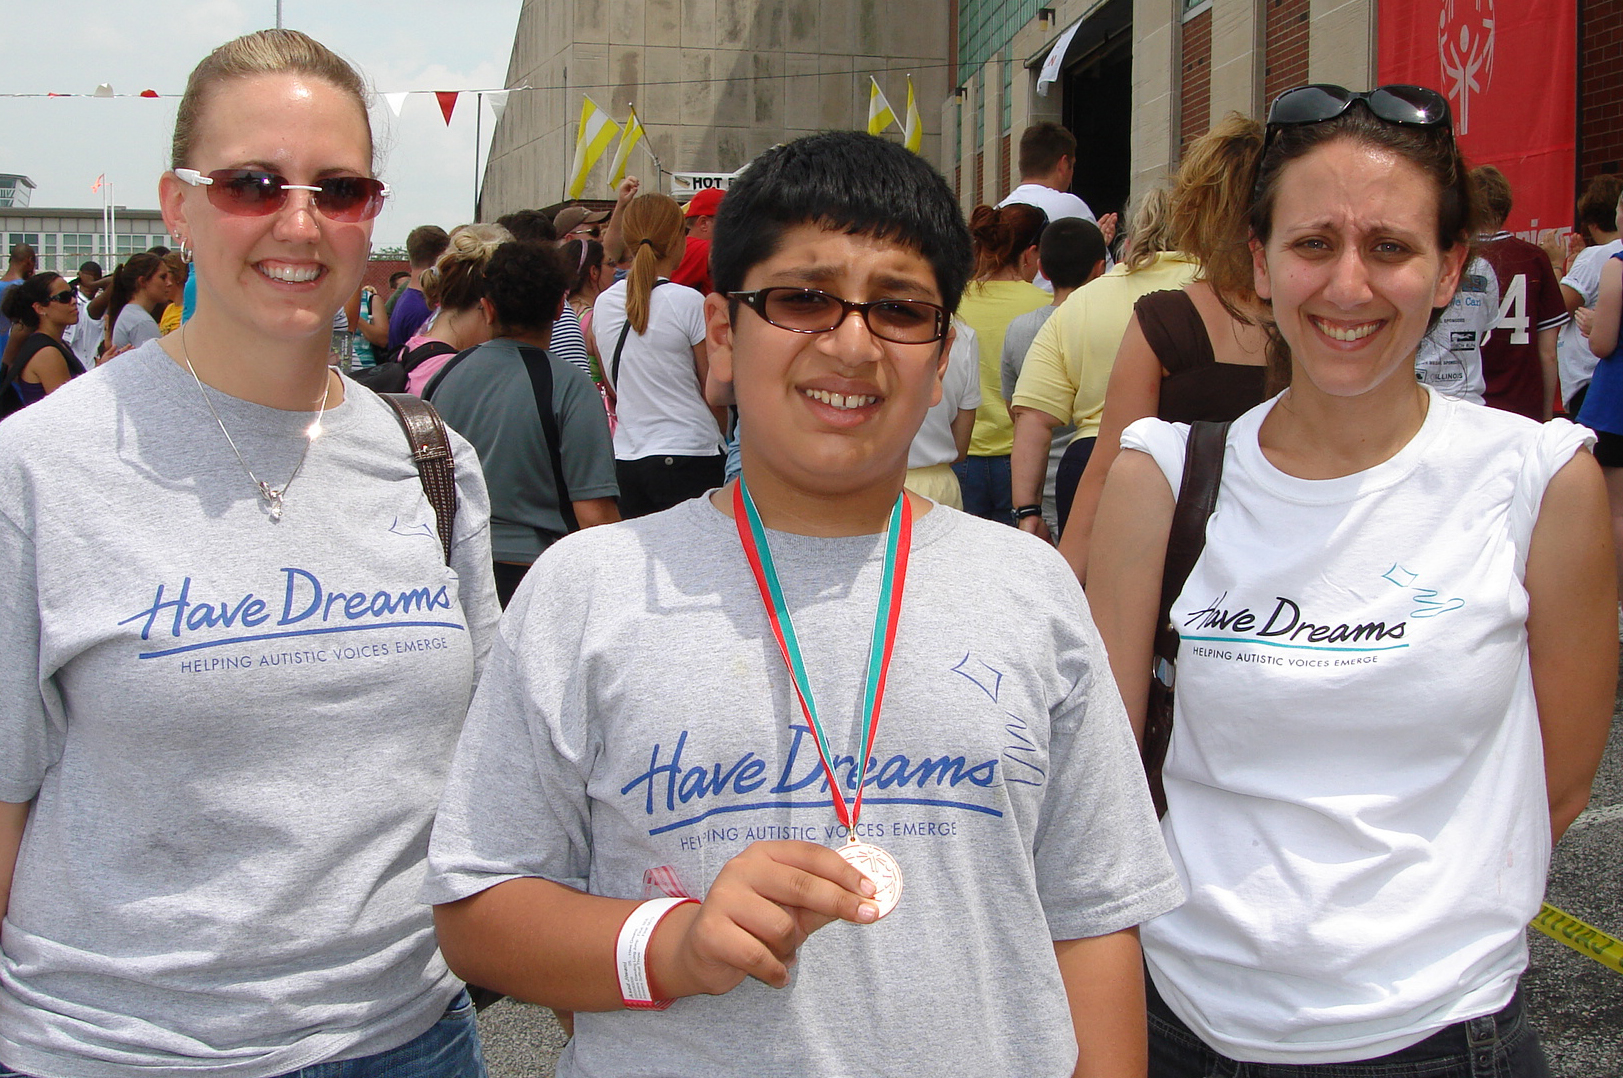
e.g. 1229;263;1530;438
478;667;1623;1077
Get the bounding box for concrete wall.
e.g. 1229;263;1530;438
482;0;952;217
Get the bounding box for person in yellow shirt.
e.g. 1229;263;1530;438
157;253;188;335
953;204;1051;523
1009;188;1195;538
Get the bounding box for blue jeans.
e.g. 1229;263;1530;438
952;454;1014;524
0;991;485;1078
1148;981;1549;1078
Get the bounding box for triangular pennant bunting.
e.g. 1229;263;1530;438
436;91;459;125
486;90;509;123
383;92;409;118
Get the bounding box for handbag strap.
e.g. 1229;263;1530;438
379;393;458;564
516;344;580;533
610;278;668;387
1151;420;1231;681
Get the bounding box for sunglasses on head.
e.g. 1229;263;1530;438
1265;84;1452;135
173;168;391;222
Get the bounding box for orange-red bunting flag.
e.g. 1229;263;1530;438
139;89;160;98
435;91;459;125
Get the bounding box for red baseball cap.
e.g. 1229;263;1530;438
684;188;725;218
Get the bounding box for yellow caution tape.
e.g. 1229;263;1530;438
1532;902;1623;975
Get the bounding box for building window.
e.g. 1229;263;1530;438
59;234;98;258
7;233;40;253
1001;55;1013;136
959;0;1045;85
975;73;985;152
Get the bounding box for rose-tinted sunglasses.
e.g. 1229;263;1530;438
173;168;391;222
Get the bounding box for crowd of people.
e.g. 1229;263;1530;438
0;28;1616;1078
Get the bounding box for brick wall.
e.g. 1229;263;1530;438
1581;0;1623;180
1263;0;1311;106
975;152;985;206
999;133;1012;200
1180;8;1213;154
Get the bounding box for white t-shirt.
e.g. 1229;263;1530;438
591;278;716;459
997;183;1098;225
1123;390;1591;1064
1559;238;1623;406
1415;256;1497;403
70;292;104;369
907;320;981;468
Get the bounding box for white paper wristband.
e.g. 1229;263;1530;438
615;897;696;1010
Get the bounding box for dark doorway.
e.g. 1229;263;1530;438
1060;0;1132;220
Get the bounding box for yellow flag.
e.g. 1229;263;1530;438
903;76;923;153
867;77;897;136
568;96;621;199
608;106;645;188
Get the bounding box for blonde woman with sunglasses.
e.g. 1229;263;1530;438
0;30;498;1078
1090;84;1614;1076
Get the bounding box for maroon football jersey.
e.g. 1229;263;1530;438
1479;234;1568;420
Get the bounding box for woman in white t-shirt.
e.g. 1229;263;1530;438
1089;84;1615;1077
591;193;721;517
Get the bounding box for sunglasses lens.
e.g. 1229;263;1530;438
1368;85;1451;127
1268;85;1353;126
315;176;386;222
206;170;285;216
201;170;385;221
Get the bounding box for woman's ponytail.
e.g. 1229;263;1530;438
620;194;686;335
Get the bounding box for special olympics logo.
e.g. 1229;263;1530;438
1438;0;1494;135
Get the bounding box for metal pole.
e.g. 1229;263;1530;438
474;93;482;220
275;0;282;28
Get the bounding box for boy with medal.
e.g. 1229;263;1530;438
424;132;1182;1076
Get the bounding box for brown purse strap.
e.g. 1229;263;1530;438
379;393;457;564
1151;420;1231;686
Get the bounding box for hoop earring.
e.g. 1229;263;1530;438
178;238;193;263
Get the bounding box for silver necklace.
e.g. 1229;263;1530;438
180;330;332;522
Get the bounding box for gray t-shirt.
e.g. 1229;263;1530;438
428;337;618;564
0;341;501;1076
423;496;1182;1078
111;302;161;351
1001;304;1072;530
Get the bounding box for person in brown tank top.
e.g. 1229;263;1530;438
1058;114;1276;582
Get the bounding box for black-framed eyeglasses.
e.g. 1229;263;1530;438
173;168;391;222
1265;84;1452;137
46;290;75;305
728;287;949;344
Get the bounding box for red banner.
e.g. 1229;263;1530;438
1378;0;1576;244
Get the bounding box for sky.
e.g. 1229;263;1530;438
2;0;521;248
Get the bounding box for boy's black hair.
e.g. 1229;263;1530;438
497;209;558;245
1039;218;1107;290
484;241;570;335
711;131;973;314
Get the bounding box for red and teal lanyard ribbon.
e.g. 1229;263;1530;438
733;480;912;834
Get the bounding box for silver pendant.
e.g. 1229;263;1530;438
259;482;285;522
